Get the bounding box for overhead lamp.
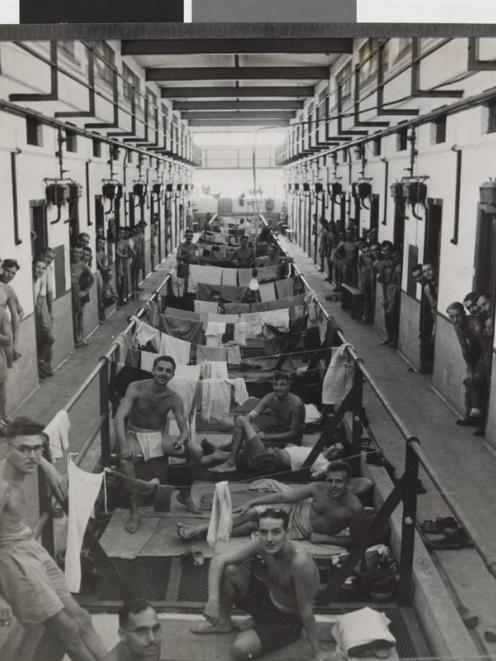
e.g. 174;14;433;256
248;277;260;291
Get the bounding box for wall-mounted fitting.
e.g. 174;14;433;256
402;176;429;220
133;182;148;199
102;180;123;215
46;181;70;206
390;181;405;202
479;179;496;214
327;181;342;199
68;182;83;201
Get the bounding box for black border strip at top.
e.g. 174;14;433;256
19;0;184;24
2;22;496;40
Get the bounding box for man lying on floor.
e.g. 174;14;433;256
114;355;202;534
192;508;325;661
178;460;366;548
209;370;306;473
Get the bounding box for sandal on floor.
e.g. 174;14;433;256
181;550;205;567
420;517;458;534
457;605;479;629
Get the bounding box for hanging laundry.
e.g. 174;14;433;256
44;410;71;461
226;344;242;365
257;265;280;282
258;282;277;303
221;268;238;286
114;332;132;363
145;300;160;329
197;283;248;303
173;364;202;380
125;348;141;369
322;343;355;406
201;379;233;423
227;378;249;406
237;268;253;287
200;361;229;379
205;322;227;347
140;349;160;373
189;264;223;286
206;313;239;324
197;345;228;362
194;300;219;314
275;278;294;300
224;302;251;314
164;307;200;321
240;312;263;338
65;456;105;592
233;321;249;346
305;292;319;326
159;314;204;344
135;320;160;351
207;481;233;547
259;308;290;331
158;333;191;365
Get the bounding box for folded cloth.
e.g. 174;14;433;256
189;264;223;286
258;282;276;302
237;268;253;287
226;345;242;365
44;410;71;461
158;333;191;365
194;300;219;314
207;481;233;547
275;278;294;299
332;607;396;657
159;314;204;344
284;445;329;474
197;283;248;303
259;308;290;331
257;265;279;282
135;321;160;351
221;268;238;286
65;456;104;592
197;344;228;362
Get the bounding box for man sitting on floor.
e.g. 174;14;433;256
0;417;107;661
210;371;305;473
191;508;325;661
114;355;202;533
178;460;365;548
103;599;161;661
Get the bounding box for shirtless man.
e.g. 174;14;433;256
0;259;23;362
178;460;364;547
71;247;95;347
255;244;290;268
0;416;107;661
211;371;305;473
103;600;161;661
232;235;254;269
191;508;324;661
114;355;201;533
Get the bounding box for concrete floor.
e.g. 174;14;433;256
279;237;496;647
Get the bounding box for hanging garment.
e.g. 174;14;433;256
194;300;219;314
332;607;396;658
275;278;294;300
135;321;160;351
205;322;227;347
201;379;233;423
197;345;228;362
65;456;104;592
44;410;71;461
240;312;263;338
221;268;238;286
114;332;132;363
305;292;319;326
197;283;248;303
174;364;202;380
227;378;249;406
140;349;159;373
207;361;229;379
258;282;277;303
164;307;200;321
256;265;279;282
189;264;223;286
158;333;191;365
145;300;160;329
322;343;355;406
237;268;253;287
259;308;290;331
159;314;204;345
224;302;251;314
207;481;233;547
125;348;141;369
206;313;239;324
226;345;242;365
233;321;249;346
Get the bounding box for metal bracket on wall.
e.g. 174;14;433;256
353;65;389;128
411;38;464;99
376;42;419;117
86;61;119;130
56;46;95;119
10;41;59;102
467;37;496;72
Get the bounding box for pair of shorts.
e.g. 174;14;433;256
0;537;70;625
235;568;303;653
238;433;287;474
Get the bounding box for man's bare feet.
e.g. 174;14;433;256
191;621;233;635
125;511;141;534
210;461;236;473
177;492;202;514
177;522;204;541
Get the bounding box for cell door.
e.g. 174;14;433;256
370;194;380;232
30;200;48;257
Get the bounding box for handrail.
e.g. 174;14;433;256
266;212;496;581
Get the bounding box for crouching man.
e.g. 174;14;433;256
192;508;325;661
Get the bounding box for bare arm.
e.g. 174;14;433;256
238;484;316;512
261;403;304;445
245;393;271;420
292;555;322;660
37;456;67;502
170;395;189;449
81;265;95;293
114;383;138;456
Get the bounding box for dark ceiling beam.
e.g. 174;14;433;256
122;38;353;56
182;111;294;120
189;118;288;127
173;100;304;110
146;66;329;81
161;86;314;98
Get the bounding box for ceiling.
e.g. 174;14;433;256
121;38;353;130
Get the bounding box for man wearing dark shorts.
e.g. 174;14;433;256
211;371;305;473
191;508;324;660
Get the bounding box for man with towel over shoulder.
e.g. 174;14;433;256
114;355;201;533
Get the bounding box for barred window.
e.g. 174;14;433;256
336;61;352;103
123;63;141;110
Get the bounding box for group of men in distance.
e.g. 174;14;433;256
0;409;362;661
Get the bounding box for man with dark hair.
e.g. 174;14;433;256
0;258;23;362
103;600;161;661
232;235;254;269
0;416;107;661
71;246;95;347
176;229;198;293
411;263;424;286
210;371;305;473
191;508;324;661
114;355;201;533
178;461;365;549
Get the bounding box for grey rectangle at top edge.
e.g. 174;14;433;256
192;0;356;23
